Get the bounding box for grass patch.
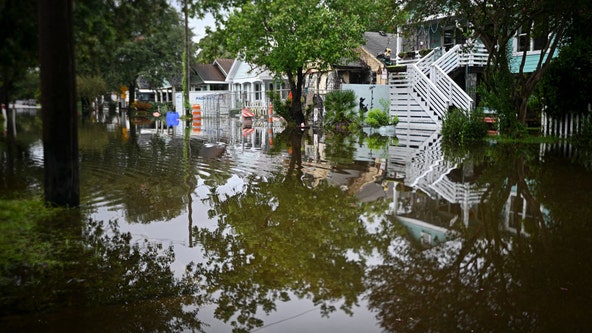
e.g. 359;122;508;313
489;134;564;144
0;198;64;274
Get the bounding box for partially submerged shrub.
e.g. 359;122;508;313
442;108;488;145
365;108;398;128
323;90;359;131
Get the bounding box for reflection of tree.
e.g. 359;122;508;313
0;112;44;198
323;131;357;164
192;130;375;332
366;143;592;332
0;217;205;332
79;122;231;223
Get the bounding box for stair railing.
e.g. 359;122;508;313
431;64;474;111
408;64;449;123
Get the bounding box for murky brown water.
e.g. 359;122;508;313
1;108;592;332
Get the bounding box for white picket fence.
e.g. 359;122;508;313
541;112;590;138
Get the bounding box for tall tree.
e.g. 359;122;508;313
106;0;183;106
195;28;235;64
536;2;592;118
0;0;38;138
400;0;578;135
211;0;376;125
38;0;79;207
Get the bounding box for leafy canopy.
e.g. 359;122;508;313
223;0;369;77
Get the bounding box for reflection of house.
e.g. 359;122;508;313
389;130;487;229
396;215;450;247
502;184;550;237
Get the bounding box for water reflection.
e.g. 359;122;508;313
1;109;592;332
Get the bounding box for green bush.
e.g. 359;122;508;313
268;91;292;122
573;118;592;147
323;90;359;130
365;107;399;128
442;108;488;145
365;108;388;127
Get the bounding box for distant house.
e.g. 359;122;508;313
173;58;236;112
390;13;560;131
304;31;398;95
225;59;288;115
191;58;234;91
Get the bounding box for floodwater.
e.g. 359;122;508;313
1;107;592;332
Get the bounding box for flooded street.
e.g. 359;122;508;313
1;108;592;332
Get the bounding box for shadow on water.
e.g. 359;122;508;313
1;109;592;332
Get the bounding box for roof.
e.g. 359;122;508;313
193;64;227;83
214;58;234;76
363;31;397;58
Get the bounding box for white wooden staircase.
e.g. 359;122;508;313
390;42;488;130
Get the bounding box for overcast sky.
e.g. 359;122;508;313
169;1;217;43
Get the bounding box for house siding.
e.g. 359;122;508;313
510;50;557;73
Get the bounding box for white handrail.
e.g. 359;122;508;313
433;44;461;74
431;64;474;111
415;48;439;75
408;64;450;122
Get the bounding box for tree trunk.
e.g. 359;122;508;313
288;68;306;126
38;0;79;207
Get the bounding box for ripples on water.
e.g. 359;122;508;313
2;109;592;332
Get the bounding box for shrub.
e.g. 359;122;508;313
323;90;358;130
573;118;592;147
365;107;398;128
365;108;389;127
268;91;292;122
442;108;488;145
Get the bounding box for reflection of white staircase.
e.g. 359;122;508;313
388;130;488;226
390;42;488;128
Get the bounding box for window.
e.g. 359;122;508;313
515;23;547;53
442;26;466;51
255;83;261;101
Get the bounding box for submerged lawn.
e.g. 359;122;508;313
0;198;63;272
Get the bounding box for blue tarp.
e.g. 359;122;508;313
166;111;180;127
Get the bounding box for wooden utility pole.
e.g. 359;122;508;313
38;0;80;207
183;0;191;125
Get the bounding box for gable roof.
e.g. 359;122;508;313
193;64;227;83
214;58;234;76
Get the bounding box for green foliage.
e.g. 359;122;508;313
12;67;40;102
268;90;292;122
365;108;398;128
221;0;380;124
442;108;488;145
0;0;38;104
323;90;359;130
0;199;64;279
77;75;107;101
196;28;235;63
74;1;186;99
572;118;592;148
224;0;368;75
535;5;592;118
478;65;525;137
